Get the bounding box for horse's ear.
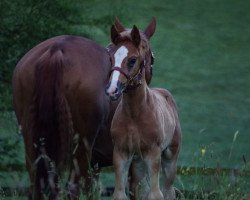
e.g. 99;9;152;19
111;24;120;45
114;17;126;33
144;17;156;39
131;25;141;47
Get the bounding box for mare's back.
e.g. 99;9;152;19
15;35;110;92
13;35;111;126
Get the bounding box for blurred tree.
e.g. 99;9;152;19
0;0;78;110
0;0;126;110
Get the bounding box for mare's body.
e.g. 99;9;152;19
12;35;115;199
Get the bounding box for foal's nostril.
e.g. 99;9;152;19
114;87;118;94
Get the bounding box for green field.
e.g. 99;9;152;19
1;0;250;199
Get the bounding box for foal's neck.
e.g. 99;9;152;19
122;81;149;118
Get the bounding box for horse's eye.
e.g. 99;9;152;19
128;58;137;68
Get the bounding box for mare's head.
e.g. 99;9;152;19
105;18;156;101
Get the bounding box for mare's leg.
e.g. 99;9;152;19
113;146;132;200
67;106;102;200
67;159;81;200
28;149;59;200
21;116;45;200
161;126;181;200
25;149;38;200
34;147;59;200
67;134;101;200
67;161;100;200
84;166;101;200
67;137;90;200
146;147;164;200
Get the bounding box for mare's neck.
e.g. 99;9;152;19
121;80;149;118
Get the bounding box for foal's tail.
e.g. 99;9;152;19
32;44;73;192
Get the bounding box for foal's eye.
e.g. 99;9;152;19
128;58;137;68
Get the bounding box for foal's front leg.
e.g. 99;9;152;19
146;147;164;200
113;146;132;200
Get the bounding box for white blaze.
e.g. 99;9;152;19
107;46;128;94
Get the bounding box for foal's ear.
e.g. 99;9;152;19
131;25;141;47
114;17;126;33
111;24;121;45
144;17;156;39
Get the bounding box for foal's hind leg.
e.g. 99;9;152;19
161;148;177;200
161;128;181;200
129;158;148;200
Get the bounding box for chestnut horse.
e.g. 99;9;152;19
12;35;119;200
106;18;181;200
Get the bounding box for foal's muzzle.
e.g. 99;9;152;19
105;81;124;101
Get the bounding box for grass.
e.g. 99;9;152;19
0;113;249;199
1;0;250;199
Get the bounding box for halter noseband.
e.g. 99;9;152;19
109;61;145;91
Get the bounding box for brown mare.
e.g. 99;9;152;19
12;35;119;199
105;18;182;200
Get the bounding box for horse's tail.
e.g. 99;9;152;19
32;44;73;191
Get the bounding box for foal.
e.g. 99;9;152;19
106;18;182;200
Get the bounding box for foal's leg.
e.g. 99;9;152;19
129;158;147;200
161;127;181;200
161;148;177;200
146;147;164;200
113;146;132;200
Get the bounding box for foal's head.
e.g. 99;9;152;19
105;18;156;101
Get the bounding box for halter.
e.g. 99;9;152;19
109;60;145;91
107;45;154;92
